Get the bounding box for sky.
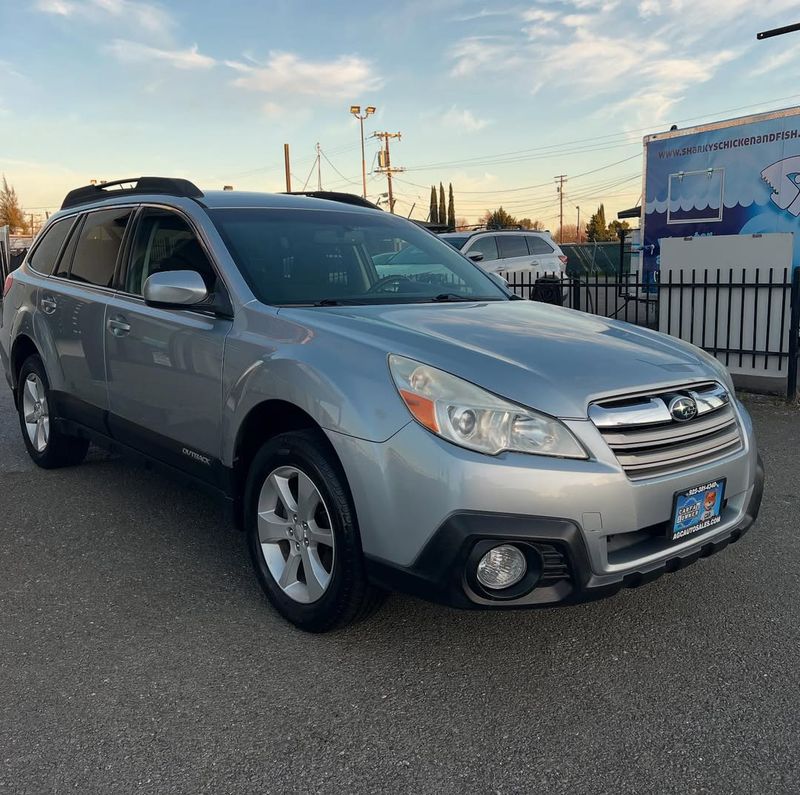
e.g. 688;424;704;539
1;0;800;227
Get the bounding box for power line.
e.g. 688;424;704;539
396;153;642;197
319;148;361;187
442;170;642;212
205;92;800;187
397;92;800;175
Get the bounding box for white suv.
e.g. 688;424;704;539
440;230;568;278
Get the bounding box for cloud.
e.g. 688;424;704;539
448;1;752;128
35;0;173;35
225;52;382;98
105;39;215;70
448;36;525;77
521;8;558;22
442;106;491;132
749;48;800;79
35;0;75;15
262;101;285;118
452;7;519;22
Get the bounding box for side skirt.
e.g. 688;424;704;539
54;416;237;518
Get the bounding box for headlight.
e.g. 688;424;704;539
388;355;587;458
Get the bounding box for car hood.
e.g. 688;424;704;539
280;300;722;419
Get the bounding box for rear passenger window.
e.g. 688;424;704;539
28;217;73;275
126;208;217;295
526;236;554;255
70;209;133;287
467;236;498;262
497;235;528;258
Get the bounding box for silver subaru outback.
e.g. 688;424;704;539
0;178;763;632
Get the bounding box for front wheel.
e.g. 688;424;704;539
244;430;385;632
17;354;89;469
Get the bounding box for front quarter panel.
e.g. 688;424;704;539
221;304;410;465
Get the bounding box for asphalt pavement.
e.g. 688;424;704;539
1;388;798;794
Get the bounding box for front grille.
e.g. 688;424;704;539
588;382;743;480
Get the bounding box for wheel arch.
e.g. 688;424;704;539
10;334;40;391
230;399;350;529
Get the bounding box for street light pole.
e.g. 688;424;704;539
350;105;376;199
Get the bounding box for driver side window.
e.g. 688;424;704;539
126;208;217;296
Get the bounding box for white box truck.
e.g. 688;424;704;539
640;106;800;385
641;105;800;286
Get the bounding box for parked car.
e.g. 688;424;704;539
439;229;568;278
0;178;763;632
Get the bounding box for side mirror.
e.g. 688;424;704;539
143;270;208;308
467;252;485;262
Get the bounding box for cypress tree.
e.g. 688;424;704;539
438;183;446;227
429;185;439;224
447;183;455;230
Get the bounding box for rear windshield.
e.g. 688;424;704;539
208;208;506;306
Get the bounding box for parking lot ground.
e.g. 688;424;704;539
1;389;799;794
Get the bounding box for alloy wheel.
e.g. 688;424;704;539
257;465;336;604
22;373;49;453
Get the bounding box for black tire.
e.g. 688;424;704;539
16;354;89;469
244;429;385;632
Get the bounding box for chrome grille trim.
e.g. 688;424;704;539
588;382;728;429
589;382;744;480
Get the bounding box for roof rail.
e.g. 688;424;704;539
455;225;553;235
61;177;204;210
282;191;381;210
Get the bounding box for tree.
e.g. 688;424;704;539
557;223;579;244
518;218;545;231
0;175;27;234
481;207;517;228
429;185;438;224
438;183;446;227
447;183;455;231
608;219;631;239
585;203;613;242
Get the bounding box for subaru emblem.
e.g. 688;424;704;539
669;395;698;422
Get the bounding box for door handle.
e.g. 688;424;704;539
107;316;131;337
40;296;57;315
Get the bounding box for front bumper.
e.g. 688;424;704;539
364;455;764;609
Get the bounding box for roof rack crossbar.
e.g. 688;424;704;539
61;177;204;210
281;191;381;210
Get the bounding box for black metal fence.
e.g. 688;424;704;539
499;267;800;399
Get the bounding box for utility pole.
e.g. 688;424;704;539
373;131;404;213
316;142;322;190
554;174;567;243
284;144;292;192
576;205;581;244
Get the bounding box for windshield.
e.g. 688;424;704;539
440;235;469;250
208;208;506;306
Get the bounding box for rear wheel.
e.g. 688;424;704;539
17;355;89;468
244;430;385;632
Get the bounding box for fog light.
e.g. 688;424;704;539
476;544;527;590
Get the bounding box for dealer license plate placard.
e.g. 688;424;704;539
670;479;726;542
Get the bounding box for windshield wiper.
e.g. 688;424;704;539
431;293;480;302
312;298;369;306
